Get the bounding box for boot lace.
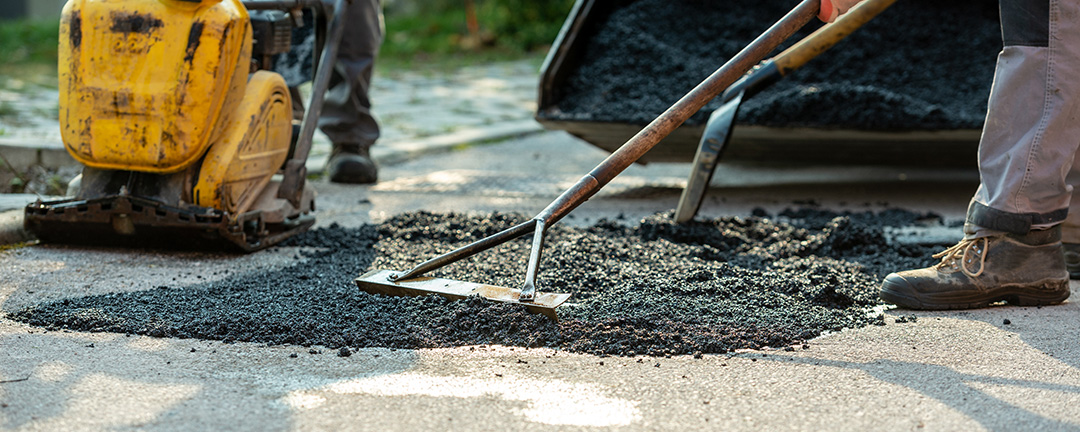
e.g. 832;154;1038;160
932;237;989;278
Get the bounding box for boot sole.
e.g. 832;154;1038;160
327;154;378;184
880;279;1071;310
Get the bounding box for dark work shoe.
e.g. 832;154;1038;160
327;143;378;184
880;227;1070;310
1064;243;1080;280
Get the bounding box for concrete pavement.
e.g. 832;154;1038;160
2;59;1077;431
3;308;1078;431
2;129;1077;431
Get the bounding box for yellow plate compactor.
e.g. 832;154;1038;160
25;0;347;251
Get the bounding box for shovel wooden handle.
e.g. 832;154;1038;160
537;0;822;225
717;0;896;107
392;0;823;285
774;0;898;75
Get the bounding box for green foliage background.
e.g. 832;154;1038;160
0;19;59;66
0;1;574;72
382;0;575;64
475;0;576;51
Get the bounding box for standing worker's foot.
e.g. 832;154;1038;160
1063;243;1080;280
880;227;1070;310
327;143;378;184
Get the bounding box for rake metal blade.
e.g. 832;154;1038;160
355;269;571;321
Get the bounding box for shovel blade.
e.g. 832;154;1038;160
675;92;741;223
355;269;570;321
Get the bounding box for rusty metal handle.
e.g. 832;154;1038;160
391;220;538;281
539;0;821;226
391;0;820;286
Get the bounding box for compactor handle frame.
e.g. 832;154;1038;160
242;0;350;208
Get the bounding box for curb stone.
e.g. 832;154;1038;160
0;120;544;178
0;139;77;173
305;120;545;175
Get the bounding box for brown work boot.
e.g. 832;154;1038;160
880;227;1070;310
327;143;378;184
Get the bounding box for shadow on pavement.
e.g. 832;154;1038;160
769;353;1079;430
757;293;1080;431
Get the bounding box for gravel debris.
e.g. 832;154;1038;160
894;315;918;324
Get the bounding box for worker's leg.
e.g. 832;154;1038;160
321;0;383;184
1060;157;1080;277
965;0;1080;238
880;0;1080;309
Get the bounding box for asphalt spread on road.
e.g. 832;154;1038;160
10;209;947;356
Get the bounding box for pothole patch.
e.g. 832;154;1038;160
10;209;948;356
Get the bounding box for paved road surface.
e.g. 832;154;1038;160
3;130;1078;431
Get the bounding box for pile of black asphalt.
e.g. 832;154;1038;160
545;0;1001;130
11;209;949;356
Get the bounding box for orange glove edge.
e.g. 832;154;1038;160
818;0;840;23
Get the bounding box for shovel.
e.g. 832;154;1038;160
356;0;825;320
674;0;897;223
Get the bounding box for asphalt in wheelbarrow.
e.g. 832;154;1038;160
10;209;948;356
549;0;1000;130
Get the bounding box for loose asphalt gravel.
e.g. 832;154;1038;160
10;208;948;356
547;0;1000;130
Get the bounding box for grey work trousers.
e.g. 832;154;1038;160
318;0;383;149
967;0;1080;239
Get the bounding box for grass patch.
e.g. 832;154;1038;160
0;101;16;118
0;19;59;66
0;2;571;78
378;1;571;72
0;19;60;86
